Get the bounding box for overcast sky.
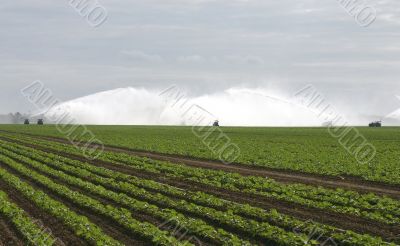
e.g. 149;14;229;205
1;0;400;121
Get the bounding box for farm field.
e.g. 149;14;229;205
1;125;400;183
0;125;399;245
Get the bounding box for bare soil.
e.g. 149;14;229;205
0;217;24;246
0;177;86;245
4;153;213;246
1;132;400;242
14;132;400;199
0;162;149;246
5;138;399;242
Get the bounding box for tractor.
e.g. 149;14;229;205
369;121;382;127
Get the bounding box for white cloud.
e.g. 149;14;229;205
177;55;205;63
121;50;163;63
1;0;400;117
224;55;265;65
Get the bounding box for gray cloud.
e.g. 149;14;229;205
0;0;400;123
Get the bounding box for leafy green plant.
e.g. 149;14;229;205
0;138;395;246
0;191;57;245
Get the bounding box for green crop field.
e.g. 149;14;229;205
1;125;399;183
0;125;399;245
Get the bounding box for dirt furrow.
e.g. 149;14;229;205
0;217;24;246
3;153;214;246
3;131;399;199
0;179;85;246
0;162;149;246
7;139;399;242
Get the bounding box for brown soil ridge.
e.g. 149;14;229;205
7;139;399;242
0;178;85;245
90;159;400;242
0;162;149;246
22;153;279;246
6;131;399;199
5;153;214;246
0;217;24;246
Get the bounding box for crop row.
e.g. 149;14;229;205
0;191;57;245
0;166;122;245
0;137;393;246
104;153;400;224
8;133;399;226
0;152;190;246
2;126;400;185
0;142;255;245
0;140;324;246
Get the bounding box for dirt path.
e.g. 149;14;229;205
0;162;149;246
96;161;400;242
5;131;399;199
7;139;399;242
112;148;400;199
0;217;24;246
6;154;214;246
0;178;85;246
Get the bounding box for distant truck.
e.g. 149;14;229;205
369;121;382;127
